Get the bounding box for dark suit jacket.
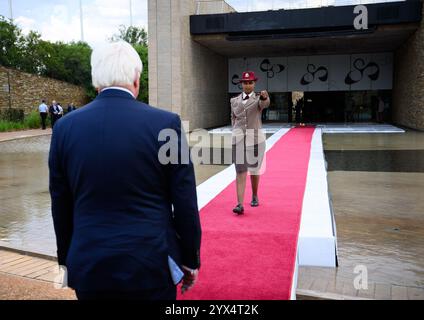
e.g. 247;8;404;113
49;89;201;292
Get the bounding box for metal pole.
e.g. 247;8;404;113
8;0;13;21
7;70;12;109
129;0;133;27
80;0;85;42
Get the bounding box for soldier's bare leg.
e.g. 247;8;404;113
236;172;247;204
250;174;260;200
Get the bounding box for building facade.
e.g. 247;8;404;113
148;0;424;130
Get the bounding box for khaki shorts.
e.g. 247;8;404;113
232;139;266;175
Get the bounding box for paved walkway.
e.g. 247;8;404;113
209;123;405;134
0;128;66;300
0;249;75;300
0;129;52;143
0;126;422;300
296;266;424;300
2;248;423;300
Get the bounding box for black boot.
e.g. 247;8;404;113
233;204;244;215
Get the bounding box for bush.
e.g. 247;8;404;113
0;110;51;132
23;110;42;129
0;120;25;132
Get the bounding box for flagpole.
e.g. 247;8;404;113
79;0;85;42
8;0;13;21
129;0;133;27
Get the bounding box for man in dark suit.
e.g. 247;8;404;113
49;41;201;300
49;100;59;128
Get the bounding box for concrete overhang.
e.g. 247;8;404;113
190;0;422;57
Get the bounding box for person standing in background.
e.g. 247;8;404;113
67;102;77;114
49;100;59;128
38;99;49;130
56;103;64;121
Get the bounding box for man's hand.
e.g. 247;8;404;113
181;265;199;294
260;90;269;100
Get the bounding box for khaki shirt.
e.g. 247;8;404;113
231;93;270;146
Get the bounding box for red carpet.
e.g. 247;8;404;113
178;127;316;300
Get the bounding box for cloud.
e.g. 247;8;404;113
38;5;79;43
14;16;36;34
81;0;148;47
12;0;148;48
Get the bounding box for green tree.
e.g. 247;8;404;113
0;18;147;103
0;15;25;68
62;42;95;99
111;25;148;46
133;44;148;103
43;41;95;99
20;31;43;74
1;16;95;98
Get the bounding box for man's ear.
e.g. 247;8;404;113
133;75;141;98
134;77;140;89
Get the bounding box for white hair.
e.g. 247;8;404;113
91;41;143;89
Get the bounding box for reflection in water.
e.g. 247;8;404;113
0;136;55;256
325;150;424;172
0;131;423;288
336;213;424;287
324;130;424;288
0;135;228;257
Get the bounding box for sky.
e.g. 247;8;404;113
0;0;400;48
0;0;148;48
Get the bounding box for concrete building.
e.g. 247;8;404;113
148;0;424;131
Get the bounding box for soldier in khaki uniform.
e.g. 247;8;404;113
231;71;270;215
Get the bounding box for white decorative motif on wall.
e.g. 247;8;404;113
228;53;393;93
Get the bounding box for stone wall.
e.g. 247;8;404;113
392;4;424;131
0;66;89;114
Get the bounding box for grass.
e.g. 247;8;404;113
0;111;52;132
0;120;26;132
